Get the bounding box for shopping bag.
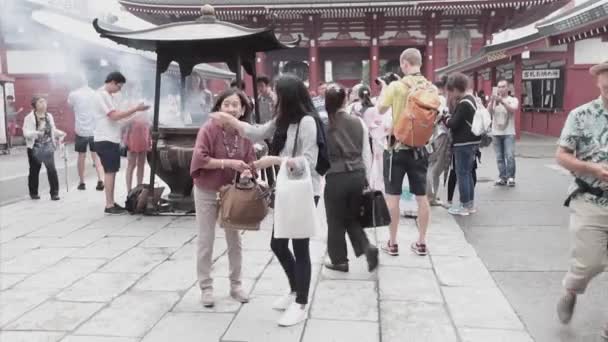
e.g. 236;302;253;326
274;158;319;239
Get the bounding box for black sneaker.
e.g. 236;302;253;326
96;181;104;191
51;195;60;201
104;204;126;214
381;240;399;256
77;183;86;190
324;261;349;272
30;194;40;200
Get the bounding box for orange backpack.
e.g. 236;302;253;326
393;77;441;147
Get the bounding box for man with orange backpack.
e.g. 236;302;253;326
377;48;440;257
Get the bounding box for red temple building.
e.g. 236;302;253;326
119;0;569;94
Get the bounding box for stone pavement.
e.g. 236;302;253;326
0;172;533;342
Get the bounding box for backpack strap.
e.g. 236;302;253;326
459;97;477;128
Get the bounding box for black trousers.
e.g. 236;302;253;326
270;196;319;305
447;157;477;202
27;148;59;197
324;170;370;264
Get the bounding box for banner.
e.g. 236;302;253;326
522;69;560;80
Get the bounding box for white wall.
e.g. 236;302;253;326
574;38;608;65
6;50;67;74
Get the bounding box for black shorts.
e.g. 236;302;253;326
383;148;429;196
95;141;121;173
74;135;95;153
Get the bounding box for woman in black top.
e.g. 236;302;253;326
444;73;481;216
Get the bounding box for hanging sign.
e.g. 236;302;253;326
522;69;561;80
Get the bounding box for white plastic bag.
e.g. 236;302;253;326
274;158;319;239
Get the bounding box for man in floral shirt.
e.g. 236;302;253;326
555;60;608;340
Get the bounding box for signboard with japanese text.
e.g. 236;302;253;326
522;69;561;80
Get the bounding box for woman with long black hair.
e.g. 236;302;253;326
211;73;320;327
323;83;378;273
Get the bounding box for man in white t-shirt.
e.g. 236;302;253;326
94;71;149;214
68;75;105;191
488;79;519;187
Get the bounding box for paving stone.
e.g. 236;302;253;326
173;278;254;313
85;215;140;230
171;239;227;262
381;301;457;342
14;258;106;290
75;291;179;337
427;234;478;257
302;319;379;342
29;229;109;248
5;300;104;331
110;217;174;237
0;238;43;261
321;256;377;280
212;250;272;279
99;247;172;274
140;228;196;248
141;312;233;342
71;237;143;259
0;273;28;290
378;267;442;303
0;331;64;342
459;328;534;342
432;256;496;287
0;288;56;326
57;272;142;302
241;230;272;251
222;295;305;342
1;248;77;273
27;218;93;238
252;263;320;298
310;280;377;321
61;337;137;342
443;287;525;330
377;249;432;269
134;258;196;292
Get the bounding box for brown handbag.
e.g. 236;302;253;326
218;174;270;231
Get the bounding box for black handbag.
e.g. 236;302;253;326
359;189;391;229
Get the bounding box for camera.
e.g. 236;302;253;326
374;72;400;86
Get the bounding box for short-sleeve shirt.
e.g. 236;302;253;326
68;86;98;137
558;97;608;207
491;96;519;136
94;88;121;143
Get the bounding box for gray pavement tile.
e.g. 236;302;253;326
170;239;227;262
60;337;137;342
85;215;140;230
57;272;142;302
492;271;608;342
173;278;254;313
211;250;272;280
381;301;457;342
71;237;143;259
133;258;196;292
141;312;233;342
443;287;524;330
378;267;442;303
432;256;496;288
75;291;180;337
13;258;106;290
5;300;104;331
99;247;173;274
0;288;56;326
26;217;93;238
301;319;379;342
321;255;377;281
310;280;378;321
252;263;320;298
462;226;569;272
241;230;272;251
426;233;478;257
139;228;196;248
459;328;534;342
376;249;432;269
0;238;43;261
1;247;78;273
0;273;28;290
0;331;64;342
26;229;109;248
222;295;305;342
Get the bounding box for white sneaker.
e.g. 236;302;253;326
272;292;296;311
230;287;250;303
277;302;307;327
201;288;214;308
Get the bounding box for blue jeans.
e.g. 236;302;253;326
493;135;516;180
453;145;478;209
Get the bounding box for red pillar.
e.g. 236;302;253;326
513;56;523;139
369;13;380;95
490;67;497;86
309;39;319;91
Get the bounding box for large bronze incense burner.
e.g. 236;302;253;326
94;4;298;214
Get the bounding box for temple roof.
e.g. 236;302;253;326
119;0;560;7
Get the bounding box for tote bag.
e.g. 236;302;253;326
273;158;319;239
